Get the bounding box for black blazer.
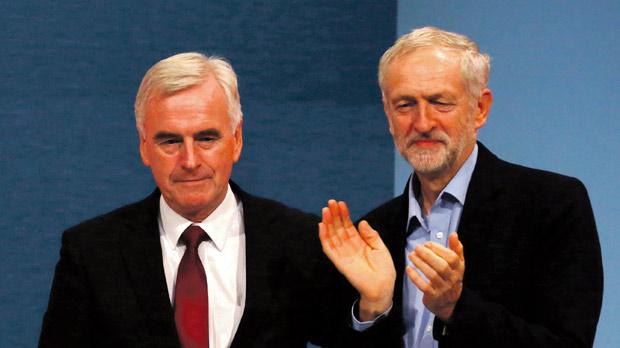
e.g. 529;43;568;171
362;143;603;348
40;182;361;347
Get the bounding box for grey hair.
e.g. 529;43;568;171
134;52;242;135
378;26;491;101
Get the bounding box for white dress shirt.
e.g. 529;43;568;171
158;185;246;348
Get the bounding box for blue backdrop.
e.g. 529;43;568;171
0;2;395;346
395;1;620;347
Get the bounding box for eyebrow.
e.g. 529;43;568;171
391;95;418;103
153;129;221;142
392;92;455;103
154;131;180;141
427;93;445;100
195;129;221;138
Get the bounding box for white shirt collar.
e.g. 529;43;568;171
159;184;240;252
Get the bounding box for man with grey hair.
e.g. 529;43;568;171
40;52;367;347
320;27;603;347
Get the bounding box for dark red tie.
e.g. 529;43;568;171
175;225;209;348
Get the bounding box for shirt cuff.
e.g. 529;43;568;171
350;298;393;332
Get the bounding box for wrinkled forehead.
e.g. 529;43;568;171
383;47;465;92
391;46;462;73
143;78;230;128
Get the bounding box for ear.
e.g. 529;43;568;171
232;119;243;163
473;88;493;130
139;131;151;166
382;94;395;135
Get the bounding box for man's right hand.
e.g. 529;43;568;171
319;199;396;321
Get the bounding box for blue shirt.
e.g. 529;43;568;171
403;145;478;348
352;146;478;347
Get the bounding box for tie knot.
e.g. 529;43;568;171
180;225;208;250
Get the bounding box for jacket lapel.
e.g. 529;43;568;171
456;143;501;279
119;190;179;345
228;182;271;346
388;185;412;327
363;184;409;329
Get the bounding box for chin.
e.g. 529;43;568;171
406;154;451;177
181;194;213;209
174;200;213;221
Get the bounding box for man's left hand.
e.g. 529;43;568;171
406;232;465;322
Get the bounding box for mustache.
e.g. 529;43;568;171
171;171;212;183
173;177;210;182
405;131;449;147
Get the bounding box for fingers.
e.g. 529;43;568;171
318;222;333;250
321;199;361;253
358;220;386;250
320;207;332;238
337;201;355;229
406;265;429;292
328;199;353;241
318;222;334;258
406;235;465;321
448;232;464;261
327;199;343;229
413;245;452;281
408;247;462;305
408;240;464;288
424;243;462;273
324;199;359;240
321;207;342;250
337;201;358;240
409;250;440;283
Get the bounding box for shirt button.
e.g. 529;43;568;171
426;324;433;333
436;231;444;239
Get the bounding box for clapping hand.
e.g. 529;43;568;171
318;200;396;321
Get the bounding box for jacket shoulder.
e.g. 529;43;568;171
235;185;320;227
61;192;157;246
492;155;590;200
362;194;405;222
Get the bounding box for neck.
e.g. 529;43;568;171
417;174;452;215
416;143;475;215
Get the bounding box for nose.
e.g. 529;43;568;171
411;103;435;134
179;141;198;170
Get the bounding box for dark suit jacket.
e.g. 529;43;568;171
40;182;363;347
362;143;603;348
